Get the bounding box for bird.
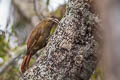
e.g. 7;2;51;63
20;16;59;74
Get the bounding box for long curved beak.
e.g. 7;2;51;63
52;18;59;24
48;17;59;24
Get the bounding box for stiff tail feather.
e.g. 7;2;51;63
20;54;32;73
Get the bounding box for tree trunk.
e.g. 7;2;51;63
21;0;100;80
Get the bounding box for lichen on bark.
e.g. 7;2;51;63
20;0;100;80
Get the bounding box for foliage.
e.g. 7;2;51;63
91;68;104;80
0;35;9;62
46;0;50;6
0;65;19;80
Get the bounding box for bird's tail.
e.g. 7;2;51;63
20;53;32;73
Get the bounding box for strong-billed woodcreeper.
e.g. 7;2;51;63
20;16;59;73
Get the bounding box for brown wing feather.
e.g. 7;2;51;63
26;23;43;50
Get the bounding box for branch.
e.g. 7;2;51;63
21;0;101;80
33;0;44;20
0;46;26;75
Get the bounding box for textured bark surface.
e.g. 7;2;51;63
21;0;100;80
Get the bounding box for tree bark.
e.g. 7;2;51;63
21;0;100;80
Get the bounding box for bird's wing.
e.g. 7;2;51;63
26;25;42;51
